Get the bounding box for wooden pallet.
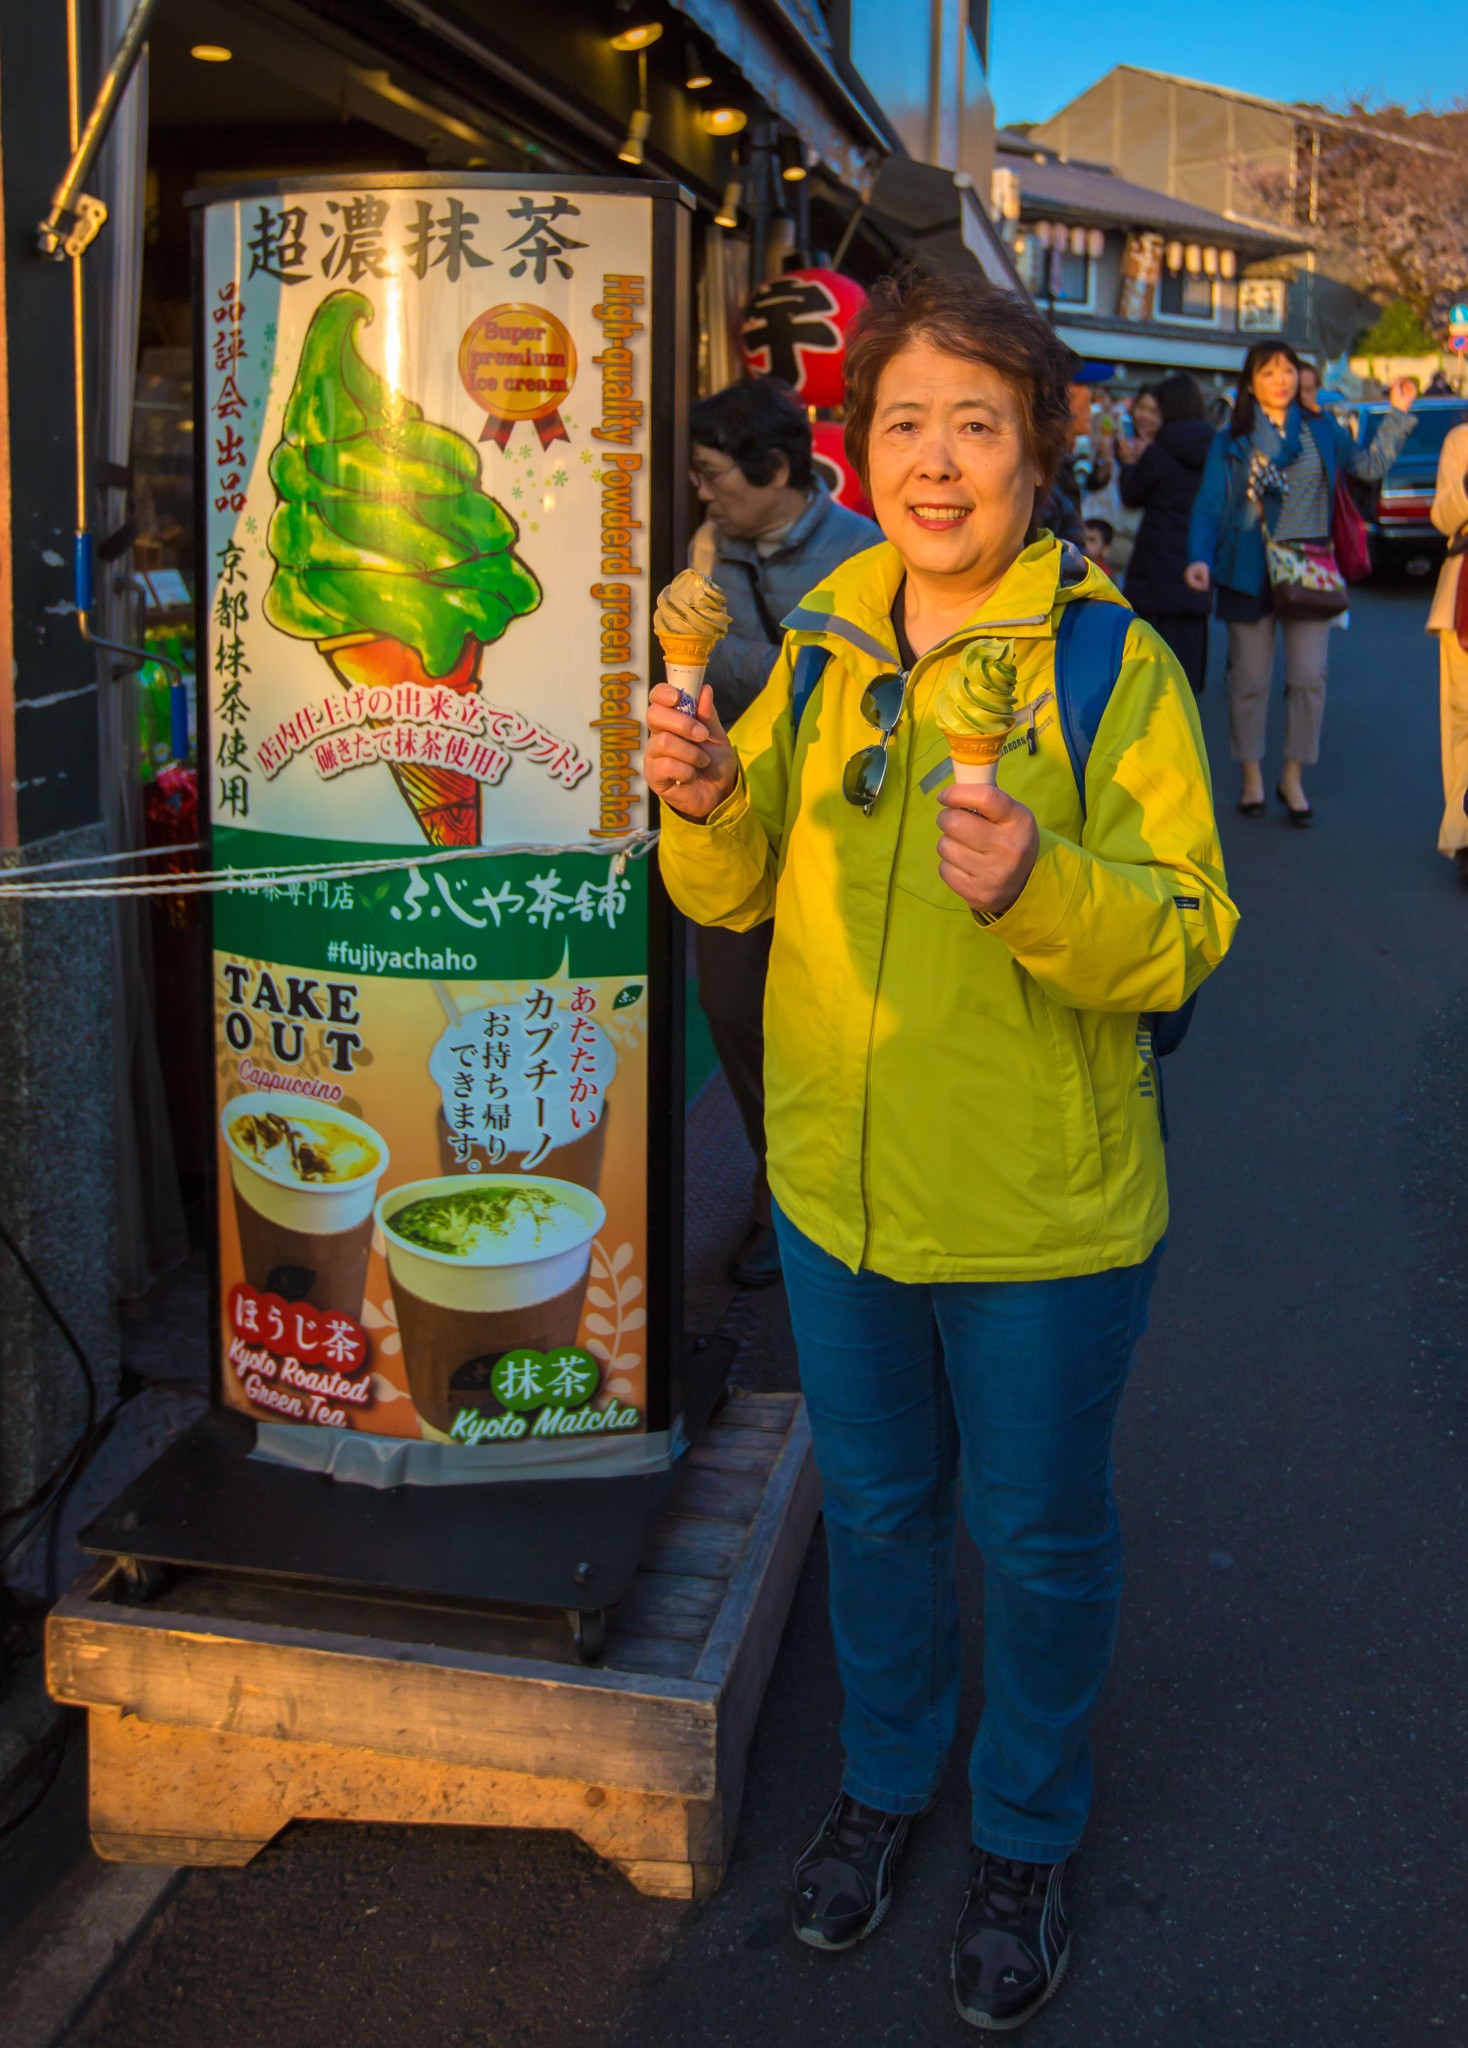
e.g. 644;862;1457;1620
47;1392;819;1900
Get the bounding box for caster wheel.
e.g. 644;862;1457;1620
569;1608;606;1664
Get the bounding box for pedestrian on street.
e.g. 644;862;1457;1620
1426;417;1468;881
647;268;1236;2033
1118;371;1215;694
1117;383;1163;453
686;377;878;1287
1297;360;1321;414
1185;342;1418;824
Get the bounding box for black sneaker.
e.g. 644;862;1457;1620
791;1791;914;1951
951;1851;1070;2030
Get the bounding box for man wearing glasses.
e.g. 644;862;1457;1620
686;377;877;1290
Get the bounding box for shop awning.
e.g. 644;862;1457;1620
668;0;886;189
832;158;1028;294
1053;321;1251;374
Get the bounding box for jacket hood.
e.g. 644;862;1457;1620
782;530;1125;679
1157;418;1214;471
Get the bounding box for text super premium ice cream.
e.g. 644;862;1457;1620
264;289;541;846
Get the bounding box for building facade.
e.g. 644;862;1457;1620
992;129;1303;388
0;0;1013;1583
1029;67;1388;360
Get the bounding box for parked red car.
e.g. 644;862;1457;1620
1347;396;1468;571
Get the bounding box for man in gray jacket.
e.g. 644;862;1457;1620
687;378;877;1287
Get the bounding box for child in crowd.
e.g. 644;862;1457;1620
1083;516;1114;569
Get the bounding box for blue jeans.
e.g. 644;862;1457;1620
773;1204;1163;1862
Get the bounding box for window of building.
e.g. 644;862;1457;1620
1158;270;1216;322
1048;248;1091;306
968;0;990;66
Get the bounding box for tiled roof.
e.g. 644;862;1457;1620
997;144;1302;252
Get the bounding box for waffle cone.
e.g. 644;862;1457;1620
657;632;717;665
945;727;1007;766
319;632;485;849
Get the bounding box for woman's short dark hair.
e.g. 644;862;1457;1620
1158;372;1206;424
1230;341;1302;436
842;266;1075;492
689;377;812;490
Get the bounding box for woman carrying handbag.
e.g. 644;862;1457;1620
1186;344;1417;824
1427;419;1468;880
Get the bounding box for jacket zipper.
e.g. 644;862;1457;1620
858;664;908;1266
847;617;1054;1264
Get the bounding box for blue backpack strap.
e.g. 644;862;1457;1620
1053;595;1195;1109
1053;598;1133;821
791;643;830;733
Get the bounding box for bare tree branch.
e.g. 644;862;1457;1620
1236;100;1468;335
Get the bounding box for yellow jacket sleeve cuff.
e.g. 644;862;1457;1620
981;829;1080;948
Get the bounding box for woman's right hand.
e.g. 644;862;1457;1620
646;682;739;821
1183;561;1211;594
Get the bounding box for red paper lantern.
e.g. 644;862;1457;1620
741;269;869;409
810;420;872;519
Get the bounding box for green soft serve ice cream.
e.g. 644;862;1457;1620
264;290;541;676
935;638;1019;741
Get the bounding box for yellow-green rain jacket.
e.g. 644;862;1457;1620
658;534;1238;1282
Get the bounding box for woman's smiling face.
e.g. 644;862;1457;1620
1251;351;1299;416
865;340;1042;591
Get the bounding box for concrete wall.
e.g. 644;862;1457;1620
1033;67;1296;225
0;0;120;1522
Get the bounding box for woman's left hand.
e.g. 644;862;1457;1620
938;783;1040;917
1388;376;1419;413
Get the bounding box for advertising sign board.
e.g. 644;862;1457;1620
1237;279;1286;334
198;177;685;1484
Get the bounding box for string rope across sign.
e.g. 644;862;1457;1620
0;831;660;901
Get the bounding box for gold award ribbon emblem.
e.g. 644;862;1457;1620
458;302;578;450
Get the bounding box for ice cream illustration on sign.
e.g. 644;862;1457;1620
935;638;1019;785
263;289;542;847
654;569;730;715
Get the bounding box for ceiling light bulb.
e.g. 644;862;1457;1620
685;40;712;88
699;106;747;137
190;43;233;61
778;134;806;182
610;19;662;50
618;106;652;165
714;177;741;229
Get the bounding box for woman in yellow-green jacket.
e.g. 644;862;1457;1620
647;270;1236;2032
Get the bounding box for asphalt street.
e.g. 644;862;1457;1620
59;579;1468;2048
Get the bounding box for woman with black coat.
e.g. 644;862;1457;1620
1117;372;1214;693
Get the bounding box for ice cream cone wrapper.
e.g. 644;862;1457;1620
657;633;715;717
945;728;1008;786
319;632;485;848
658;632;717;666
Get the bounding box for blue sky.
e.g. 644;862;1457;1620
990;2;1468;130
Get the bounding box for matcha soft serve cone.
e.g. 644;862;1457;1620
264;290;541;847
654;569;730;714
936;639;1019;786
